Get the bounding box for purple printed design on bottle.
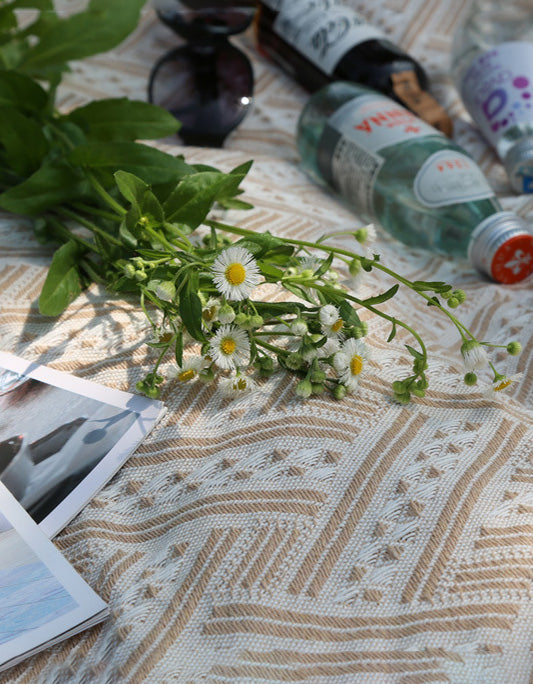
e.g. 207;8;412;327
461;41;533;146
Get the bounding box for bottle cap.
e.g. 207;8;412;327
468;211;533;284
503;137;533;194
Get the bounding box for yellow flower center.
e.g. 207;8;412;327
221;338;237;356
159;332;173;343
178;369;196;382
494;378;512;391
331;318;343;333
350;354;363;376
234;377;247;391
225;263;246;286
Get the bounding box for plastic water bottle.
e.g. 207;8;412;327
451;1;533;193
254;0;453;136
297;81;533;284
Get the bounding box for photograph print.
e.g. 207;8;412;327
0;352;164;538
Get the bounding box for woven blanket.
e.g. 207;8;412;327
1;1;533;683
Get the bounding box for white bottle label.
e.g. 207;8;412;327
270;0;385;75
413;150;494;207
328;94;440;152
460;41;533;148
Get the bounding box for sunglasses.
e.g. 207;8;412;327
148;1;255;147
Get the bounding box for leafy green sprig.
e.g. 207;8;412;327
0;0;522;402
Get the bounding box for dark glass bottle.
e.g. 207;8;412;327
255;0;453;136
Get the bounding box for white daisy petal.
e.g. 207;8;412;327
211;246;261;301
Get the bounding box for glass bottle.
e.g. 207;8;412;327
255;0;453;136
297;81;533;284
451;0;533;193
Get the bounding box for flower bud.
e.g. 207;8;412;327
333;384;347;400
295;379;313;398
463;372;478;386
506;341;522;356
123;263;136;278
349;258;362;277
218;304;235;324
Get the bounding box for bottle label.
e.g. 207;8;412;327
317;94;442;214
269;0;385;75
413;150;495;207
317;94;491;213
460;41;533;147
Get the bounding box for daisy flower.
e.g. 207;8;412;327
219;372;257;397
208;324;250;370
334;338;370;393
168;355;207;383
483;373;522;399
319;304;344;338
460;339;489;371
211;246;261;301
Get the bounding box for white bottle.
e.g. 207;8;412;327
451;0;533;193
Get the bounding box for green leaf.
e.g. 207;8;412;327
118;220;138;249
387;321;397;343
11;0;54;9
174;331;183;367
412;280;452;293
19;0;146;71
69;142;193;185
65;98;180;142
38;240;83;315
179;287;205;342
258;261;284;281
0;161;88;215
163;171;230;227
405;344;424;361
339;300;361;327
313;251;333;278
0;105;48;175
362;284;399;306
114;170;149;206
0;69;48;112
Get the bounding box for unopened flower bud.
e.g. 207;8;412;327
295;378;313;398
506;341;522;356
218;304;235;324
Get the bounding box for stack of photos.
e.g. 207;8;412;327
0;352;166;670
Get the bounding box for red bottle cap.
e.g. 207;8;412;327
491;233;533;284
469;212;533;284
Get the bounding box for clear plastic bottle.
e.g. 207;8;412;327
297;81;533;283
451;0;533;193
254;0;453;136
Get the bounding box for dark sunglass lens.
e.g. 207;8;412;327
156;5;254;40
148;44;253;146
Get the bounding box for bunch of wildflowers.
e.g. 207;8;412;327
31;164;522;403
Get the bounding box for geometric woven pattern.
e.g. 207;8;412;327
2;2;533;682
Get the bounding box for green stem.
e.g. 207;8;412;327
47;216;98;253
57;207;123;247
87;172;127;216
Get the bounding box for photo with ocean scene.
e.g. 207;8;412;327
0;511;77;647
